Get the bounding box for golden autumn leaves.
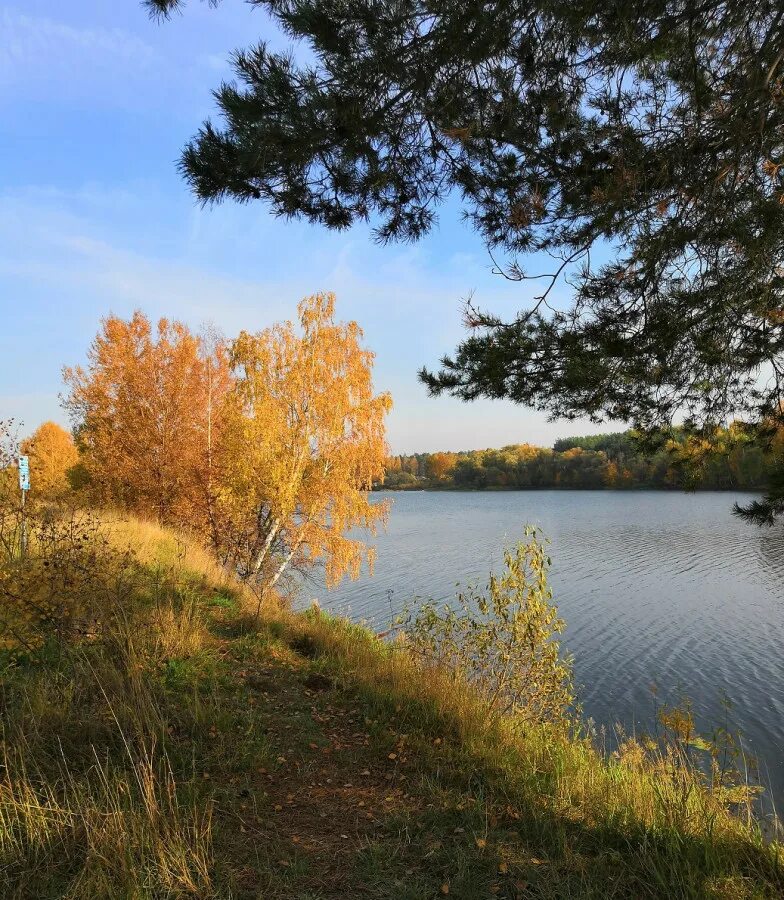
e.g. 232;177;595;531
63;293;391;593
63;312;234;536
6;421;79;503
221;293;392;591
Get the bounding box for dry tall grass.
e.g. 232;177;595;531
0;740;214;899
0;510;224;898
0;510;781;897
284;608;783;889
98;510;238;592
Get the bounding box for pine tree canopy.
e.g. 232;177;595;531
145;0;784;520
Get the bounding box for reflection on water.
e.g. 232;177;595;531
301;490;784;808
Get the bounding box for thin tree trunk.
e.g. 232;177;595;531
252;517;280;577
266;532;305;591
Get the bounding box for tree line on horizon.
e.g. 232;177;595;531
380;428;776;492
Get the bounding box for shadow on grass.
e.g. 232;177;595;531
276;617;783;900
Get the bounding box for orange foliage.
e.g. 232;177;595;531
510;442;541;461
20;422;78;500
385;455;402;473
426;451;457;481
62;311;231;534
221;293;392;589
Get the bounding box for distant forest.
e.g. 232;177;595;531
379;430;772;491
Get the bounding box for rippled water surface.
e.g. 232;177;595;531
304;490;784;805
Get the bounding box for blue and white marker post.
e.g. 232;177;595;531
18;455;29;558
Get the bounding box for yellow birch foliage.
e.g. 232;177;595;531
62;312;231;532
221;293;392;588
20;422;78;501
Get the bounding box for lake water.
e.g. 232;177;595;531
303;490;784;809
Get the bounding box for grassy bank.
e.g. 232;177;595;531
1;514;781;898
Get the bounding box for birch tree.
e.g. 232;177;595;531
63;312;231;532
220;293;392;594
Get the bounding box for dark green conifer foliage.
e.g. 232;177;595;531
145;0;784;522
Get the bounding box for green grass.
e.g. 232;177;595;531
0;514;781;898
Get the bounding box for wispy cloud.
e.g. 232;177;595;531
0;181;598;451
0;8;164;109
0;188;292;329
0;9;158;78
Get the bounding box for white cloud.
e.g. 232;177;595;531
201;52;231;73
0;186;285;339
0;9;158;83
0;182;608;451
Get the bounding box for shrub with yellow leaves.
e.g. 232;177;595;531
404;526;574;728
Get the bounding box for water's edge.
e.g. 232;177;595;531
302;490;784;807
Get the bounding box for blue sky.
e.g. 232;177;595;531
0;0;609;452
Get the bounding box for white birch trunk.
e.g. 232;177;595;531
252;517;280;576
